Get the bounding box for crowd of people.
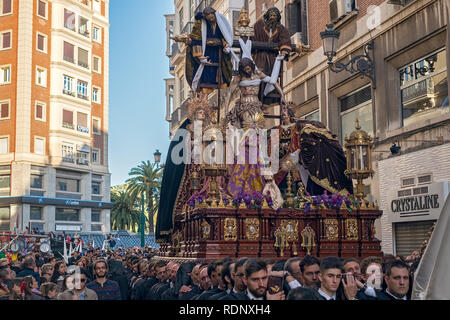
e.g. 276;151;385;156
0;244;422;301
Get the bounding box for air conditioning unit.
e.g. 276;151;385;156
330;0;353;23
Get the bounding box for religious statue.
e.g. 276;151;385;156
185;7;234;93
270;103;302;194
295;119;354;196
225;58;285;196
250;7;293;105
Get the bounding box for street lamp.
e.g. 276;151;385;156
320;24;376;88
344;119;375;200
154;149;162;165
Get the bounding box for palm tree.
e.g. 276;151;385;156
110;185;140;232
126;161;162;234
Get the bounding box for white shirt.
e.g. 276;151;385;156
385;289;407;300
288;279;302;289
247;290;264;300
318;288;337;300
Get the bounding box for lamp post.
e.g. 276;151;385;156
344;119;375;200
320;24;376;88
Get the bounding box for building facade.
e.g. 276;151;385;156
164;0;449;255
0;0;112;235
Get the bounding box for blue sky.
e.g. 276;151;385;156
109;0;174;186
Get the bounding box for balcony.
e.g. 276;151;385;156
79;28;90;38
77;92;89;100
182;21;195;35
76;157;89;166
62;156;75;163
63;89;75;97
77;125;89;134
63;56;75;64
78;61;89;69
62;122;74;129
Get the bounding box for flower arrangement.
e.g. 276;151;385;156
188;192;208;208
299;190;360;213
232;190;273;210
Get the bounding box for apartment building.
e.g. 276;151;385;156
0;0;112;235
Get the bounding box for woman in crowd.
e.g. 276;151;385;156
23;275;43;300
9;278;25;300
50;260;67;292
40;282;58;300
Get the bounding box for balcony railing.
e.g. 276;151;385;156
78;61;89;69
79;28;90;37
63;56;75;63
63;89;75;97
62;122;74;129
77;93;89;100
62;156;75;163
76;158;89;166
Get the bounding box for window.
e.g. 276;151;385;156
92;87;100;103
77;112;89;133
92;149;100;164
56;177;79;192
0;137;8;154
0;174;10;188
30;175;43;189
91;209;101;222
1;31;11;50
93;56;101;73
400;48;448;126
79;16;89;37
78;48;89;69
179;76;185;105
37;0;47;19
77;151;89;165
64;9;75;31
36;33;47;53
92;182;101;195
286;0;308;44
0;65;11;84
35;102;46;121
30;207;43;220
56;208;80;222
36;67;47;87
63;42;75;63
91;224;102;232
93;26;101;43
63;75;74;95
92;118;101;135
304;110;320;122
179;8;184;33
93;0;101;13
34;137;45;155
418;174;432;185
401;177;415;187
0;101;9;120
340;86;373;143
1;0;12;15
77;80;88;100
0;207;10;231
62;110;73;129
61;144;74;162
330;0;357;23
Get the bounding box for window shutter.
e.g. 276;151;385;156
77;112;88;127
38;1;46;17
63;110;73;125
1;103;8;118
78;48;89;67
64;42;74;61
394;221;435;257
93;57;99;72
3;0;12;14
36;104;43;119
286;3;299;37
37;34;44;51
300;0;308;45
3;32;10;48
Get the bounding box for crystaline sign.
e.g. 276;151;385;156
389;182;449;223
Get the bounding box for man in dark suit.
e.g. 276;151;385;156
370;260;411;300
195;260;226;300
220;258;248;300
179;263;206;300
222;259;285;300
209;261;234;300
152;262;180;300
146;261;174;300
317;256;345;300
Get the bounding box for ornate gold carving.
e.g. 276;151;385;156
280;220;299;242
171;231;182;255
300;124;338;141
201;221;211;239
274;227;288;257
301;225;316;255
224;218;237;241
324;219;339;241
245;218;260;240
346;219;358;240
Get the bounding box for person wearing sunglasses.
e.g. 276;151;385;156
57;268;98;300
